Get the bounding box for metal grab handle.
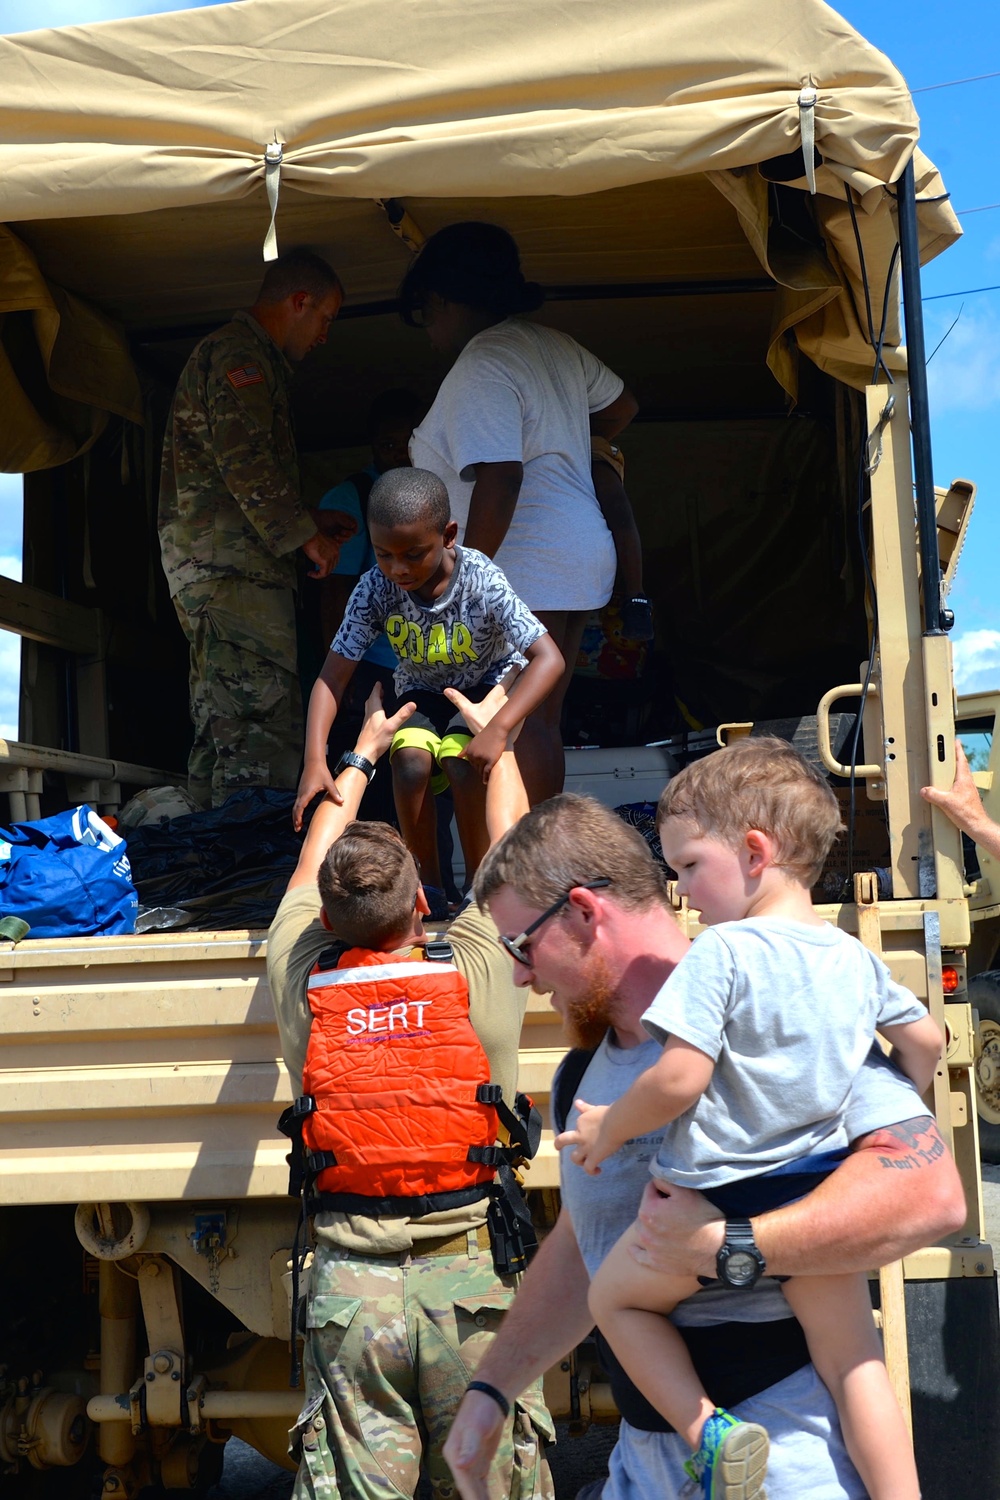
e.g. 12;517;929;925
816;682;881;779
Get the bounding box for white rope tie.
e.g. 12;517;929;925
798;81;818;195
263;139;283;261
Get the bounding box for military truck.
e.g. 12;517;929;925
0;1;996;1496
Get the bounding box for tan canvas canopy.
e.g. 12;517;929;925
0;0;960;468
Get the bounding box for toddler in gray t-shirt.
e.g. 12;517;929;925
555;737;942;1500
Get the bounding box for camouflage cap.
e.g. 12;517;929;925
118;785;201;828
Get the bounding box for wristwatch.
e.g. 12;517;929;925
715;1217;766;1289
334;751;376;784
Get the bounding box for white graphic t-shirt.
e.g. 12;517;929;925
331;546;546;695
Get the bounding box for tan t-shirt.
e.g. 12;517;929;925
266;886;525;1253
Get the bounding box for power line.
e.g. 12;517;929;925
913;69;1000;93
957;202;1000;216
923;284;1000;301
926;305;964;363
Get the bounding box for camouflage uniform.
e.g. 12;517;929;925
292;1234;555;1500
158;311;316;806
267;892;556;1500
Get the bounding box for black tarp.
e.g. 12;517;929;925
124;788;302;931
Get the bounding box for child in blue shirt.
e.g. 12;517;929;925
315;388;425;677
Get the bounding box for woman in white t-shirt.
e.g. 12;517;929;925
402;221;638;802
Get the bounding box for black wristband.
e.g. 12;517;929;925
466;1380;510;1418
334;750;376;784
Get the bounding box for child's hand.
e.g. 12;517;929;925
293;760;342;831
460;722;508;783
553;1100;612;1176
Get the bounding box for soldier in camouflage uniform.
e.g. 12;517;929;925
159;249;356;807
267;684;554;1500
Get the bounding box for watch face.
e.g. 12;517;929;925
722;1250;760;1287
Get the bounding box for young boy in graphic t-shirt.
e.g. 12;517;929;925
294;468;563;910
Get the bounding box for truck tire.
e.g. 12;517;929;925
906;1272;1000;1498
970;970;1000;1162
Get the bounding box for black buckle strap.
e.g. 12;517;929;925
305;1149;337;1174
468;1145;506;1167
495;1091;542;1161
292;1094;316;1118
476;1083;503;1104
424;939;454;963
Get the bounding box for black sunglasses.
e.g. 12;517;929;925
498;879;611;966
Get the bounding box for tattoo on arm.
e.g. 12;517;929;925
866;1115;946;1171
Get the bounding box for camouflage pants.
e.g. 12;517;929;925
172;577;303;807
291;1233;555;1500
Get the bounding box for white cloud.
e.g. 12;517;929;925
926;304;1000;415
0;630;20;740
952;629;1000;694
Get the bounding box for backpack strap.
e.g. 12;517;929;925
551;1046;600;1136
315;941;348;973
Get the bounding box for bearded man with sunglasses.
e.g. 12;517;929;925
266;682;553;1500
443;793;966;1500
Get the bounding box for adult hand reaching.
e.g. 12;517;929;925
301;532;345;580
445;677;524;785
355;681;417;764
443;673;522;741
309;506;358;543
921;739;996;850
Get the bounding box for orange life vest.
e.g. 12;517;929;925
298;941;503;1215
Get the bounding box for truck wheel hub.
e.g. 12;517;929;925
976;1019;1000;1125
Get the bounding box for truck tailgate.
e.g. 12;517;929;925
0;930;564;1204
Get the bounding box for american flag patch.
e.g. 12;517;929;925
226;364;264;389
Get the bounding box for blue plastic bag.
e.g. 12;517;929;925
0;805;138;939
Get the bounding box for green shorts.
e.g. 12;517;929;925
389;685;489;795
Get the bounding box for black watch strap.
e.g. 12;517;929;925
335;751;376;784
725;1217;757;1251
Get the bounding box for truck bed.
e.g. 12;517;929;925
0;929;566;1205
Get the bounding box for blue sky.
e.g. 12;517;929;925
0;0;995;735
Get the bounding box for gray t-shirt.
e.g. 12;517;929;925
331;545;544;695
559;1029;925;1326
640;919;927;1189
